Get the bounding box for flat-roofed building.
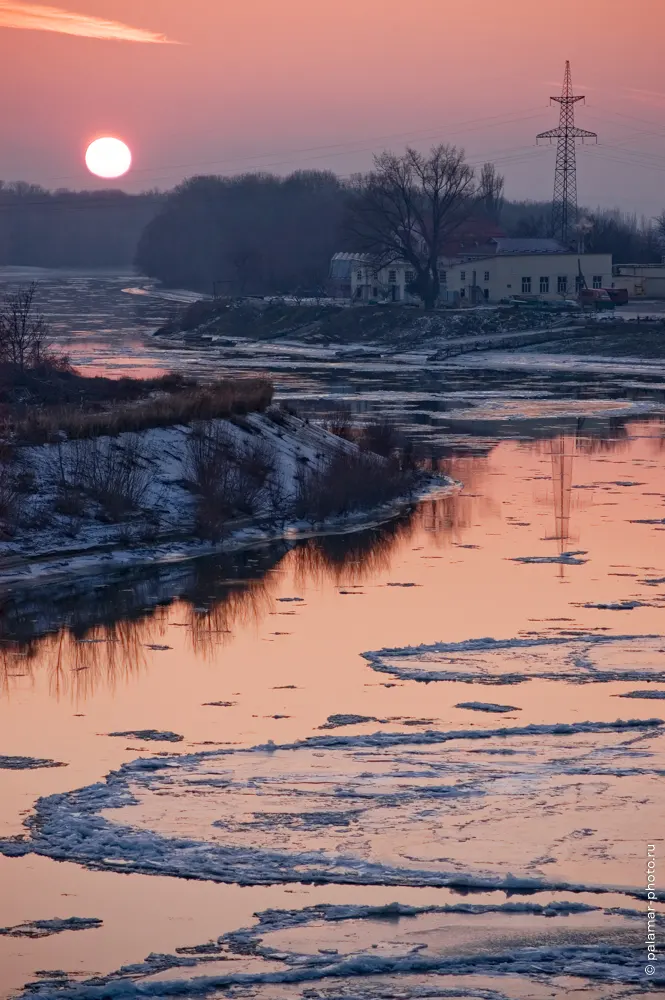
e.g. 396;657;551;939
613;262;665;299
332;239;612;305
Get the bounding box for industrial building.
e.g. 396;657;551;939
330;239;613;305
613;262;665;300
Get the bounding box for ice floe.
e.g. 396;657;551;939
11;895;663;998
0;755;67;770
2;715;662;903
509;550;588;565
614;690;665;700
106;730;184;743
454;703;520;714
0;917;101;938
361;633;665;685
318;714;379;729
576;600;652;610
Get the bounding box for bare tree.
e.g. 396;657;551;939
655;211;665;253
478;162;505;223
0;284;52;370
229;247;262;295
345;145;477;308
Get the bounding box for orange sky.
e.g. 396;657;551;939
1;0;664;211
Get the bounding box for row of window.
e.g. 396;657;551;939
356;270;605;294
521;275;604;294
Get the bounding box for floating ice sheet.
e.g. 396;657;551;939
361;633;665;685
12;897;661;998
2;715;662;902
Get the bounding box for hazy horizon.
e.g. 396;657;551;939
1;0;664;214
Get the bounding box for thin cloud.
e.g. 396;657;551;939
0;1;177;43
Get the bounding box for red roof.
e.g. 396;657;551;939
441;216;505;257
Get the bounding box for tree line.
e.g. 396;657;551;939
1;157;663;298
0;183;163;268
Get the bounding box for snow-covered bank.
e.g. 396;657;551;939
1;412;443;590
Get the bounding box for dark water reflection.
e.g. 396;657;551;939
3;417;665;701
0;480;491;700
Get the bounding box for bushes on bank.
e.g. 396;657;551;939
294;448;417;522
185;423;278;539
53;435;152;522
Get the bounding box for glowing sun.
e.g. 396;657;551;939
85;137;132;179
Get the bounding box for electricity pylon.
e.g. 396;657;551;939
537;61;597;247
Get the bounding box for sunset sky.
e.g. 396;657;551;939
1;0;664;212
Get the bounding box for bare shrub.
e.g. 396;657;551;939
0;463;18;538
0;284;52;370
294;448;417;522
185;425;277;539
324;407;355;441
54;486;85;519
360;418;400;458
53;436;151;522
265;404;288;427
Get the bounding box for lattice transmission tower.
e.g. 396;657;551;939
537;61;597;247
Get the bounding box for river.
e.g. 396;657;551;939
0;270;663;998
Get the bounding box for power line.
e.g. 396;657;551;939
7;107;546;189
584;146;665;173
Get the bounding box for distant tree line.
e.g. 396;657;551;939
136;162;665;297
503;199;665;264
1;161;663;290
136;171;348;295
0;183;163;268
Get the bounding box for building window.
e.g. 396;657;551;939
388;270;397;284
438;269;446;282
558;276;568;294
540;277;549;294
460;271;466;281
405;270;415;283
460;288;466;298
575;275;584;293
593;275;603;289
484;271;490;282
483;288;489;300
522;277;532;294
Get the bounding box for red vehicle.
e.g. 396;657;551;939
605;287;629;306
579;288;615;311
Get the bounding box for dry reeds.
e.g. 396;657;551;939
4;378;273;446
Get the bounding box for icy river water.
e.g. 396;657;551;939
0;269;664;999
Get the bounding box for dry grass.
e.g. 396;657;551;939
3;378;273;446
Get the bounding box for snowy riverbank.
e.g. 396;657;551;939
0;411;447;591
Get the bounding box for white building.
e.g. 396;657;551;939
331;239;613;305
613;261;665;299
